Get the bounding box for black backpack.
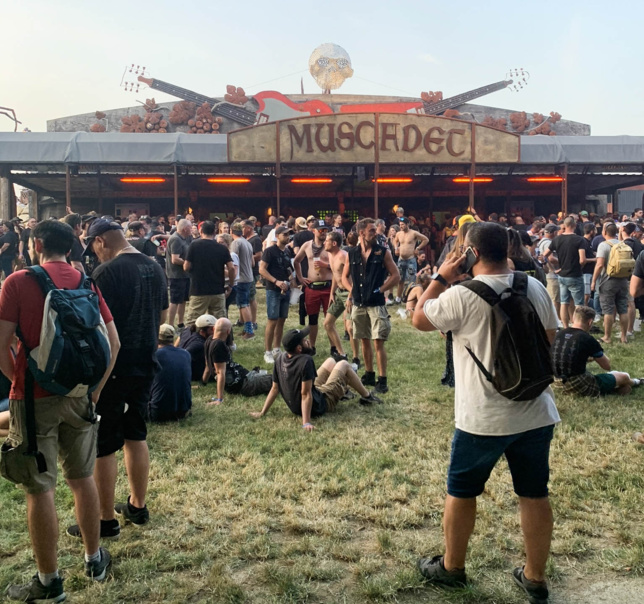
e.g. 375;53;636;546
458;272;554;401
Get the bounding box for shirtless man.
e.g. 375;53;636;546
293;220;333;353
394;218;429;303
323;231;359;366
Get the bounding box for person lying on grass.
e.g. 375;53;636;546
552;305;644;397
249;327;381;431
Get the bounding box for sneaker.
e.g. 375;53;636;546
385;298;395;306
241;332;256;341
395;297;401;304
252;322;258;331
359;391;383;405
417;555;467;588
85;547;112;581
342;331;350;341
264;351;276;364
114;496;149;526
234;320;244;327
331;351;348;363
67;518;120;540
6;574;66;603
361;372;376;386
512;567;549;604
375;381;389;394
310;346;317;356
272;347;281;358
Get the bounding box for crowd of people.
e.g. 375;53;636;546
1;203;644;602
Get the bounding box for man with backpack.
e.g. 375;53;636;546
591;222;634;344
0;220;120;601
412;221;559;604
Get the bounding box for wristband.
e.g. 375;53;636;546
431;273;449;287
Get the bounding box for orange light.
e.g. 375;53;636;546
371;178;413;183
452;177;493;183
527;177;564;182
290;178;333;183
207;178;250;183
120;177;166;183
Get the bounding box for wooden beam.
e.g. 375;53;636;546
173;165;179;217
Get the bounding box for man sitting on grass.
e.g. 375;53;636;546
553;305;643;397
249;327;382;431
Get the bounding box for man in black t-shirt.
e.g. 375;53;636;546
127;221;159;257
61;213;87;274
80;218;168;534
18;217;36;266
183;221;235;324
581;223;597;306
553;306;641;397
0;220;19;278
177;314;216;381
543;216;586;327
203;318;272;405
249;327;381;431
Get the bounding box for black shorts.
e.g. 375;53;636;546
96;375;154;457
169;278;191;304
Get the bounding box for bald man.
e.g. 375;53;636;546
167;218;193;327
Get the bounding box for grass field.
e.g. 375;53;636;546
2;293;644;603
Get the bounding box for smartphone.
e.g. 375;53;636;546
460;246;478;274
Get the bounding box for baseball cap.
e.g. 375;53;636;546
231;222;243;235
158;323;176;343
544;224;560;233
85;218;123;243
314;220;329;230
195;314;217;328
128;220;144;232
295;217;307;230
458;215;476;228
580;210;589;217
275;226;293;236
306;215;317;223
282;327;310;353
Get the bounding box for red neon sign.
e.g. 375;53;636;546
527;177;564;183
290;178;333;184
452;177;493;183
120;177;166;183
207;178;250;183
371;178;413;183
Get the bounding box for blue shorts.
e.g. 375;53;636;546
558;276;585;306
266;288;290;320
235;281;251;308
397;257;417;284
447;424;555;499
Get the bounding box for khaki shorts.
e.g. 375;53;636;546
314;365;346;411
327;289;349;318
186;293;226;323
1;396;97;494
351;305;391;341
546;278;560;305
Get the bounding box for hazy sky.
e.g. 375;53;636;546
2;0;642;135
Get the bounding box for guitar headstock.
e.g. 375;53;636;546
506;68;530;92
120;64;150;93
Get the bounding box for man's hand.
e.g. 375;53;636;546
277;280;289;292
300;276;312;287
249;411;264;419
302;422;315;432
438;253;467;284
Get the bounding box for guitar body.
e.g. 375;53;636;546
253;91;334;124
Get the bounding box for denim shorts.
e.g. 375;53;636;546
236;281;251;308
266;288;290;320
447;424;555;499
558;276;585;305
397;257;417;284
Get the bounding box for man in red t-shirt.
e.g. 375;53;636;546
0;220;120;602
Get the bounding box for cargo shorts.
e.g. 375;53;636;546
1;396;97;494
327;289;349;318
351;305;391;341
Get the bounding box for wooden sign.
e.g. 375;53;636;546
227;113;520;164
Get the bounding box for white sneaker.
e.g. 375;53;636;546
385;298;394;306
264;351;275;364
396;308;407;319
229;343;237;352
272;347;281;358
395;297;401;304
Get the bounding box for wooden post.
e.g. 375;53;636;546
276;177;281;217
65;165;71;212
0;169;12;219
374;113;380;218
561;164;568;215
28;190;38;220
173;165;179;217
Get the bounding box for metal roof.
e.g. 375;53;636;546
1;132;644;167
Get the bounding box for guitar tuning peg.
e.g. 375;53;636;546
142;66;146;72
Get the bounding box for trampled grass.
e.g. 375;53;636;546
1;293;644;603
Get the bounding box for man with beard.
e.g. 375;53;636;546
394;217;429;304
293;220;333;355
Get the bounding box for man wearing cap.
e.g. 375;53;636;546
263;216;286;250
166;219;192;328
69;218;168;537
394;218;429;304
249;327;382;430
126;221;158;258
537;224;562;318
294;220;333;354
293;216;314;255
342;218;400;394
177;314;217;382
183;221;235;325
244;219;263;330
231;222;256;340
148;324;192;422
259;226;294;364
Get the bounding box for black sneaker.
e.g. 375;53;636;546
85;547;112;581
375;379;389;394
331;351;348;363
342;330;350;341
310;346;317;357
6;574;66;603
67;518;120;540
115;496;149;526
359;391;383;405
361;372;376;386
512;567;549;604
417;555;467;588
252;322;258;331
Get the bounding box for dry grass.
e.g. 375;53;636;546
2;293;644;602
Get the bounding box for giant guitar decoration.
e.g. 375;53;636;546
121;64;529;127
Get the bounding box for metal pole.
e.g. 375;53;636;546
276;177;281;217
97;167;103;216
275;122;281;218
65;165;71;212
374;113;379;218
561;164;568;215
468;125;476;212
173;165;179;217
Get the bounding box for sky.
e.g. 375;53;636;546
2;0;643;136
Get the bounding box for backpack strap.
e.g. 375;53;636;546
511;271;529;296
27;265;56;297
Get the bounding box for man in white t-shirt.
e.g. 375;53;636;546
412;221;559;604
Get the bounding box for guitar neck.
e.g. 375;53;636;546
147;78;256;126
423;80;511;115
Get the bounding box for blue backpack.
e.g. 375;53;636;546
25;265;111;397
